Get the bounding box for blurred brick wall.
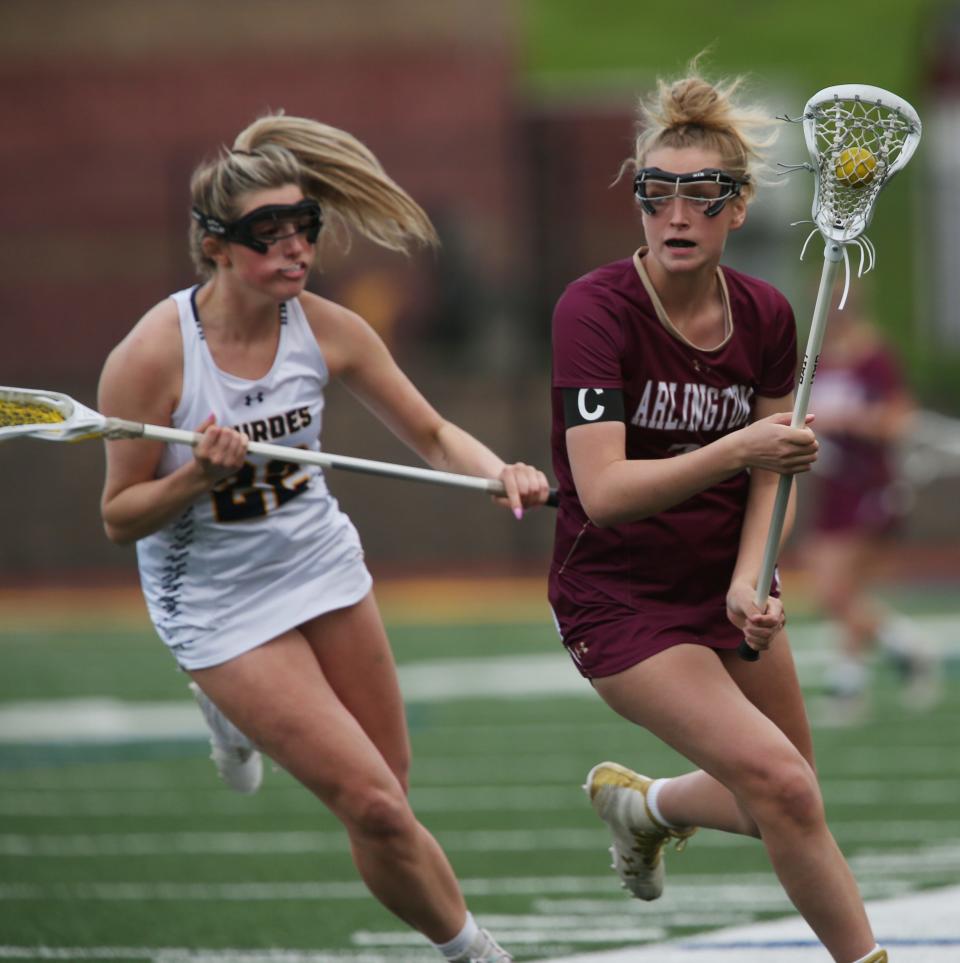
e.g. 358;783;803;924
3;2;952;578
0;1;524;379
0;0;560;576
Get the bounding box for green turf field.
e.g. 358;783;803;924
1;581;958;961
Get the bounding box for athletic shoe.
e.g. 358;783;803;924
585;761;696;901
820;658;871;726
446;928;512;962
878;618;943;710
188;682;263;794
860;950;888;963
824;656;870;700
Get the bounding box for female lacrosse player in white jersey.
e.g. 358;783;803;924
550;65;885;963
97;113;549;963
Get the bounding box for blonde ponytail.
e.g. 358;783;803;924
189;111;437;277
235;113;438;250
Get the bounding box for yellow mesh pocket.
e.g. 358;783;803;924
808;94;917;239
0;400;66;428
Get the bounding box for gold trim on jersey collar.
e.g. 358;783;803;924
632;248;733;354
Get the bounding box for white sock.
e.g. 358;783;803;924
433;912;479;960
849;944;883;963
645;777;679;828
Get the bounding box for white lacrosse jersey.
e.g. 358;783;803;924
136;286;372;670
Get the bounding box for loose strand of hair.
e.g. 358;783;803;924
627;57;780;200
235;113;438;253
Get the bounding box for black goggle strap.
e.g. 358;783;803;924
633;167;747;217
191;199;323;254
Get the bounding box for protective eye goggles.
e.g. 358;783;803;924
192;199;323;254
633;168;747;217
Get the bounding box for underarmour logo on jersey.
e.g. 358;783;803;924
245;392;265;406
569;640;590;666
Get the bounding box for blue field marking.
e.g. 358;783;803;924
532;883;960;962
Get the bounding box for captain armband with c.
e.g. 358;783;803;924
562;388;626;428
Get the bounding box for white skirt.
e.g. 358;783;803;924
138;491;373;670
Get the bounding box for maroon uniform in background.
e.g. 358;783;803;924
549;251;797;678
807;344;907;536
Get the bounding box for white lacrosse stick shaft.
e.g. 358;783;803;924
740;243;843;660
123;418;512;497
0;386;558;503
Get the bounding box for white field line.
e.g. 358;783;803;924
0;772;957;817
1;615;958;745
4;839;960;901
0;874;854;903
0;876;667;902
0;952;434;962
3;824;960;858
2;755;958;795
351;924;668;946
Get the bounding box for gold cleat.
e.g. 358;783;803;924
585;761;696;901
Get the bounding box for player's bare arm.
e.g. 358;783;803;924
99;300;248;543
305;294;549;511
726;394;803;647
566;407;817;528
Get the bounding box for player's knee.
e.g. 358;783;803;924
742;759;824;831
342;785;416;842
765;764;823;829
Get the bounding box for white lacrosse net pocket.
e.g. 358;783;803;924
807;94;918;242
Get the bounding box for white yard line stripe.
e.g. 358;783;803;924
3;825;960;857
0;951;431;962
1;615;957;745
0;783;598;816
352;927;668;946
0;875;804;902
2;776;956;806
0;743;953;785
3;844;960;901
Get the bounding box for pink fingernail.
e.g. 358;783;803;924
513;507;523;520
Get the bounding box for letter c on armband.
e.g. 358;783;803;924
563;387;625;428
579;389;604;421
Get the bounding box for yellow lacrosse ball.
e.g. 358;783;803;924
835;146;877;188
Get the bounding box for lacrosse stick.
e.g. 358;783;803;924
739;84;921;661
0;386;558;507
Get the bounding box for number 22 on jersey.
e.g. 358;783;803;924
211;457;312;522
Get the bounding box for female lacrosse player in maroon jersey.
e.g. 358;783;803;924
805;282;939;715
98;112;549;963
550;66;886;963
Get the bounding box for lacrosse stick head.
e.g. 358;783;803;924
802;84;921;244
0;387;108;442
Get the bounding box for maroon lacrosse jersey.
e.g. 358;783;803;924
549;254;797;678
809;343;906;536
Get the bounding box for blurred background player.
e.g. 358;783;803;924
97;112;550;963
549;62;888;963
804;280;941;715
